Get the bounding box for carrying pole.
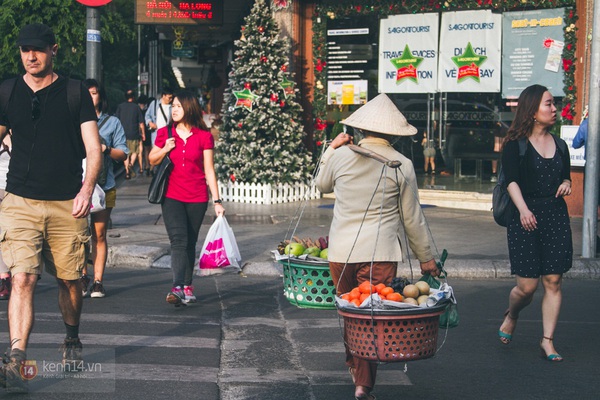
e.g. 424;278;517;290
347;144;402;169
582;0;600;258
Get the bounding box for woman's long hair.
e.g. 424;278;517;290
82;79;109;114
173;90;208;130
503;84;548;146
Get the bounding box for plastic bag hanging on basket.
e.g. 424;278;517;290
418;249;459;329
197;215;242;276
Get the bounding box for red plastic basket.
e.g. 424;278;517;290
338;305;446;362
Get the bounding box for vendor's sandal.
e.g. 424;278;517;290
540;336;563;362
348;367;356;384
125;173;131;180
355;393;376;400
498;309;517;345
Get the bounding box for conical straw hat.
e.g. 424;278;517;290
341;93;417;136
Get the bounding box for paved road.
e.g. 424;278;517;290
0;270;596;399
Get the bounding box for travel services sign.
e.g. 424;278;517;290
378;13;439;94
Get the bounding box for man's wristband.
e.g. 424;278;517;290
214;199;223;204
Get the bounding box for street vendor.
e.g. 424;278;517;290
315;93;439;400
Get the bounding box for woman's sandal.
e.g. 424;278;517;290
540;336;563;362
498;309;518;345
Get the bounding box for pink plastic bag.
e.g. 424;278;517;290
197;216;242;276
199;238;229;269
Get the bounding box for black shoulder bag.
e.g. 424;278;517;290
492;138;527;227
147;126;173;204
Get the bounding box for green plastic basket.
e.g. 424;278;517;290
278;258;336;309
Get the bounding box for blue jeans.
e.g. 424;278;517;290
161;198;208;287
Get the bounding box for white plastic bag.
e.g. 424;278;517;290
90;184;106;213
196;215;242;276
82;158;106;213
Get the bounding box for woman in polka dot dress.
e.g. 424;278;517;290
497;84;572;362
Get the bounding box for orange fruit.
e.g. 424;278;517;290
349;288;361;300
374;283;386;293
386;292;404;302
359;293;370;303
358;281;374;294
341;293;351;301
350;298;361;307
380;287;394;297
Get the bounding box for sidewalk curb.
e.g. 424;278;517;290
107;244;600;280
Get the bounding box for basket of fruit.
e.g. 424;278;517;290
336;279;451;362
274;236;335;309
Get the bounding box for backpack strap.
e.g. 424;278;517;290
66;78;81;132
0;78;18;119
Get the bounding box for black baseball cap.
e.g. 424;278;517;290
16;23;56;48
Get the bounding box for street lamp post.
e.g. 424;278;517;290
76;0;112;83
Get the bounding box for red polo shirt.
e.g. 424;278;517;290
155;124;214;203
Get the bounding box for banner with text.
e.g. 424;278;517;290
378;13;439;93
501;8;565;98
438;10;501;93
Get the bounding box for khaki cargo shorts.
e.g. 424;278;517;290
0;193;90;280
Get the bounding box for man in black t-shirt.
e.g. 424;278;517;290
0;23;100;391
115;89;145;179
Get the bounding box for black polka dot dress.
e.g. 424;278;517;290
507;146;573;278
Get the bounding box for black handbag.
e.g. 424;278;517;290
492;170;515;227
147;126;173;204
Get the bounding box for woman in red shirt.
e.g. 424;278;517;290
149;90;225;306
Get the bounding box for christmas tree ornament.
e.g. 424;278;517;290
279;101;285;108
233;88;259;111
244;82;251;90
280;64;287;72
230;174;236;183
279;76;295;98
270;93;278;102
272;0;290;10
238;122;243;128
257;26;265;33
261;55;268;62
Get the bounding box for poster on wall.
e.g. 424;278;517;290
378;13;439;94
561;124;585;167
327;80;368;105
438;10;502;93
502;8;566;98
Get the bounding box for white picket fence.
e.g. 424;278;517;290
219;181;321;204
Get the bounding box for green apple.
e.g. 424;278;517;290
284;243;306;256
319;248;328;259
303;247;321;257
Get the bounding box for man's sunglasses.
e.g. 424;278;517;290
31;94;41;120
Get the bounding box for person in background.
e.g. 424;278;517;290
149;90;224;306
146;88;173;145
0;23;100;391
0;135;11;300
315;94;439;400
421;128;436;175
137;94;152;176
80;79;128;298
498;84;572;362
115;89;145;179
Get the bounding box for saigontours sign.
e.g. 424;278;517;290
378;13;439;94
438;10;502;93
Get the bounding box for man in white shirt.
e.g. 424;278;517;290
145;88;173;146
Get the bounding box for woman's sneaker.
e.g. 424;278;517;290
166;286;186;307
90;281;106;298
183;285;196;303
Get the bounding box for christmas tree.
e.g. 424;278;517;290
215;0;313;185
